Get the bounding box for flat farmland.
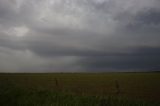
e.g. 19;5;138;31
0;73;160;106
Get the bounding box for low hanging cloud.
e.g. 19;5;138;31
0;0;160;72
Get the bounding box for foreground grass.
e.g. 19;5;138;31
0;73;160;106
0;86;159;106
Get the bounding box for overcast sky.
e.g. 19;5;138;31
0;0;160;72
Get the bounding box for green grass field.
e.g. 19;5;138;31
0;73;160;106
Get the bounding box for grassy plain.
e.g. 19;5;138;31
0;73;160;106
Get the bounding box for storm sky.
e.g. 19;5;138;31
0;0;160;72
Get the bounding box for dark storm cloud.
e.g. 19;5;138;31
80;55;160;72
0;0;160;72
137;10;160;25
80;47;160;72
